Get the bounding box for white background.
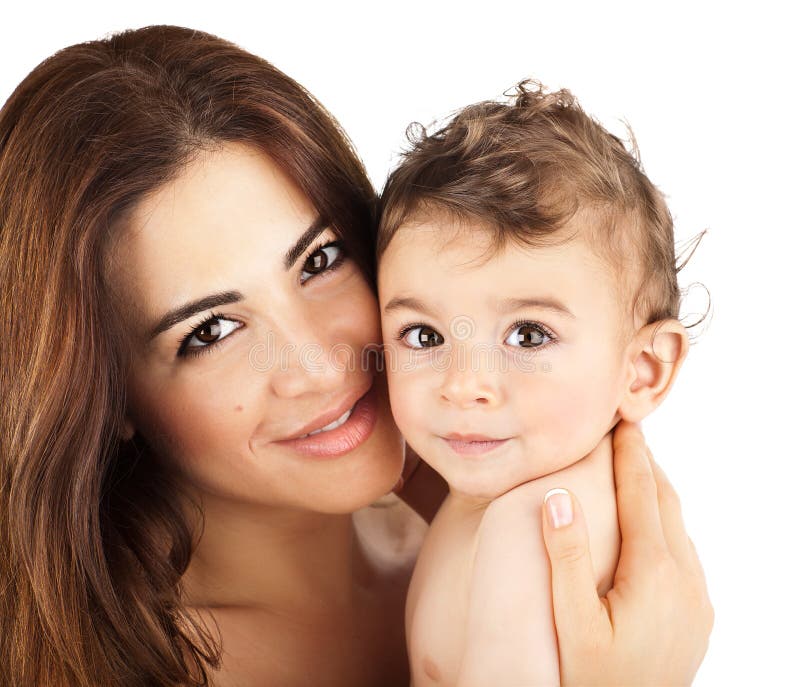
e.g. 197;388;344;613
2;2;797;684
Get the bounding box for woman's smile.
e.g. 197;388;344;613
272;383;379;458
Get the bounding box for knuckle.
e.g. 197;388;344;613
659;481;682;510
615;421;645;450
687;537;707;574
652;551;678;582
555;539;587;567
703;597;716;635
619;467;657;502
630;468;657;494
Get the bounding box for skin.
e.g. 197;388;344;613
542;423;715;686
378;218;687;684
109;143;418;686
105;142;713;686
379;220;638;501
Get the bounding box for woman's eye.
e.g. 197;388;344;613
402;325;445;349
300;242;344;283
505;322;552;348
181;316;241;355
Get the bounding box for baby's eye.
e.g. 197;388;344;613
300;242;344;283
180;316;242;356
402;325;445;349
504;322;553;348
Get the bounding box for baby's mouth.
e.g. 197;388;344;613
441;433;511;456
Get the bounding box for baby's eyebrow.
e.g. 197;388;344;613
383;296;437;317
496;297;576;319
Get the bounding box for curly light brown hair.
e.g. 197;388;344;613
378;81;694;331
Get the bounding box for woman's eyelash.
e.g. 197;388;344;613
174;240;346;359
300;238;346;282
177;310;230;357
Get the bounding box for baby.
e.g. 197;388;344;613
377;83;690;686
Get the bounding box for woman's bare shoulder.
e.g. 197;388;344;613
353;493;429;573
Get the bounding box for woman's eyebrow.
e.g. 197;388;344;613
283;216;327;269
147;218;326;341
149;291;244;340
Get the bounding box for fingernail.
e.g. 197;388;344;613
544;488;573;528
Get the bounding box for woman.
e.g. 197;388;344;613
0;25;712;686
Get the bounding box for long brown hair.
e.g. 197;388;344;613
0;25;375;686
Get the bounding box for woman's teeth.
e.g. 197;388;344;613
298;407;354;439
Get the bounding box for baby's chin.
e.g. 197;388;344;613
423;440;576;502
438;432;615;502
445;468;549;502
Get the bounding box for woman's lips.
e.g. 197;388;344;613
441;433;510;456
274;385;378;459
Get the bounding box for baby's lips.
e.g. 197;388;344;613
442;432;505;442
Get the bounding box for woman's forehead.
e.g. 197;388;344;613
108;143;317;321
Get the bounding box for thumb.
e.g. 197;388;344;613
542;488;609;648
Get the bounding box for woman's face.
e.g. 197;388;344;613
109;143;403;513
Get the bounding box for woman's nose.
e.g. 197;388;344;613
257;319;350;400
268;341;349;398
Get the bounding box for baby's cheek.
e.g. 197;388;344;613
385;370;422;439
387;369;444;474
513;359;619;466
548;371;622;452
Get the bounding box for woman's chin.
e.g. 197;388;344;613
316;414;405;513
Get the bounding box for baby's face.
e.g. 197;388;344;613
378;217;634;499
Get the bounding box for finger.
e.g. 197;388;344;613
687;536;713;585
647;452;693;565
686;536;709;579
613;422;668;557
542;488;610;649
686;535;714;628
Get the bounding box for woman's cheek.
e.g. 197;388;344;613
131;360;261;469
328;272;380;345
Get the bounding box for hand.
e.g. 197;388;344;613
541;421;713;686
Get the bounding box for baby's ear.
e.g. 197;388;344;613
618;319;689;423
